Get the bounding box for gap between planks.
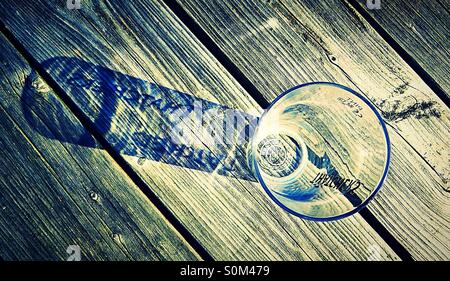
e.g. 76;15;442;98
345;0;449;107
0;19;214;262
0;0;417;260
162;0;413;261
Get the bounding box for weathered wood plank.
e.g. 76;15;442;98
354;0;449;97
0;34;198;260
0;0;400;260
174;0;450;259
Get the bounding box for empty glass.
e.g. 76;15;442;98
249;82;390;221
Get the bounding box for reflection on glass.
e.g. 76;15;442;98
249;83;390;220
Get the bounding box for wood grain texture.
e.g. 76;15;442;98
0;34;198;261
174;0;450;259
355;0;449;96
0;0;400;260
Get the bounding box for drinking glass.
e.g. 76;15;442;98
248;82;390;221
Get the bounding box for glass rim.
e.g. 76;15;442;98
252;81;391;221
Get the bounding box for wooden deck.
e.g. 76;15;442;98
0;0;448;260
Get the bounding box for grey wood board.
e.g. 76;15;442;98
0;33;198;261
175;0;450;259
0;0;401;260
355;0;449;96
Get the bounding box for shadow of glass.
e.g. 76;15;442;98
21;56;362;206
